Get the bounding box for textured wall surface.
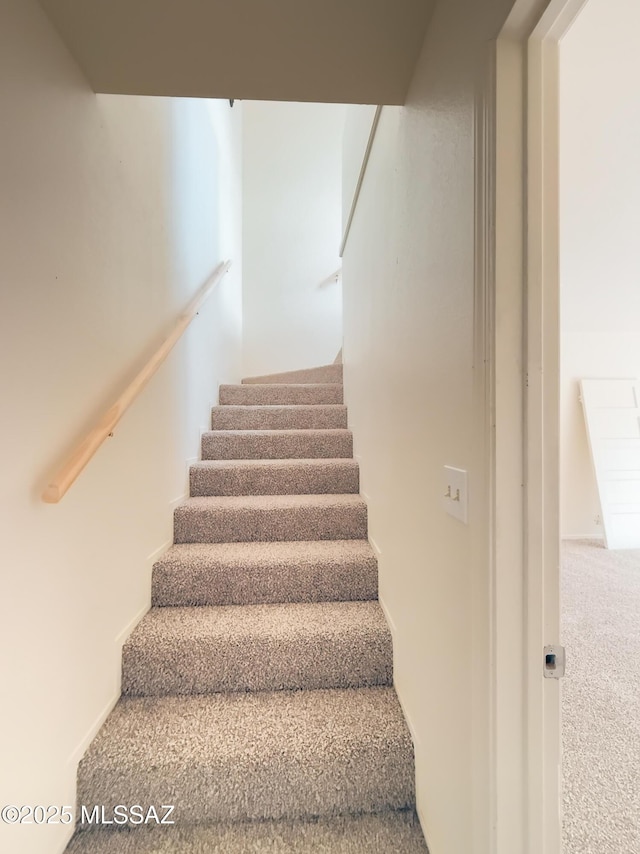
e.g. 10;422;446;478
560;0;640;538
0;2;242;851
37;0;434;104
242;101;344;378
341;0;515;851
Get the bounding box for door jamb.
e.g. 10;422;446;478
493;1;590;853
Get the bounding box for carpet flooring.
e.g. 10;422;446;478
150;540;379;607
200;428;354;461
65;364;427;853
562;539;640;854
189;458;359;496
66;811;428;854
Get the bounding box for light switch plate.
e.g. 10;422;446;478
443;466;468;524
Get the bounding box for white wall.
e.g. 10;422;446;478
0;2;242;852
242;101;344;377
559;0;640;538
341;0;514;852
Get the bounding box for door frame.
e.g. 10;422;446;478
493;1;590;853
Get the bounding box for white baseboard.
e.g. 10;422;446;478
184;454;198;497
54;822;75;854
114;600;150;646
562;534;604;542
368;532;382;560
378;591;398;636
169;488;188;508
359;494;420;749
67;507;177;772
372;528;422;764
146;537;173;566
66;690;120;769
377;592;421;756
358;503;421;750
415;803;431;854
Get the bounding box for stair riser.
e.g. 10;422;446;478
174;504;367;543
189;462;359;497
210;405;347;430
121;633;392;696
242;364;343;385
78;750;415;826
151;561;378;607
219;384;343;406
64;812;429;854
202;431;353;460
69;347;423;850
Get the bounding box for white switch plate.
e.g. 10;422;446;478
443;466;468;524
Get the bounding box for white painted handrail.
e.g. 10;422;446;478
42;260;231;503
340;105;382;257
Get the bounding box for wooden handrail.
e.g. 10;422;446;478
317;268;342;288
42;260;231;504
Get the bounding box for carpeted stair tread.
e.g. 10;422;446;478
202;429;353;460
190;459;359;497
121;600;392;696
151;540;378;607
174;494;367;544
211;404;348;431
76;687;416;824
241;363;343;385
66;360;428;852
65;810;428;853
219;383;343;406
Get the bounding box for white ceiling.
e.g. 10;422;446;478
37;0;435;105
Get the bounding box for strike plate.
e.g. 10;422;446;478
543;645;566;679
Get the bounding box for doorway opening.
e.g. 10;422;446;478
495;1;640;852
558;1;640;850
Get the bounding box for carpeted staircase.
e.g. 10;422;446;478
66;364;428;853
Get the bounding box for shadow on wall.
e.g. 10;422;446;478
168;98;243;440
169;98;221;290
0;3;243;843
241;100;344;377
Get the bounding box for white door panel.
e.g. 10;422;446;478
584;380;637;408
602;484;640;507
580;378;640;549
600;442;640;470
591;412;639;439
609;515;640;549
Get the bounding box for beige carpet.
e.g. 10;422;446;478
66;812;428;853
562;539;640;854
66;364;428;853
